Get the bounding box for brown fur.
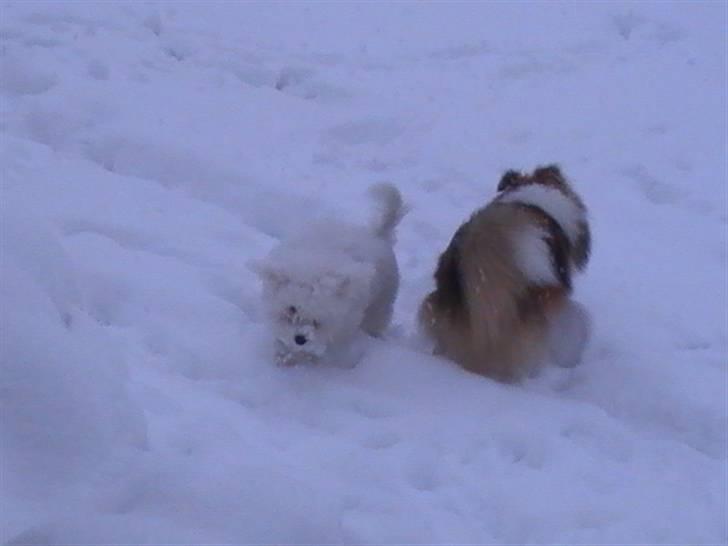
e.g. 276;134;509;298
498;165;591;270
420;165;590;382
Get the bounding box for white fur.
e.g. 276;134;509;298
255;184;404;368
548;299;591;367
512;225;558;285
368;182;406;242
498;185;584;247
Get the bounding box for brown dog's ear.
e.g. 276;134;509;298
497;169;523;192
533;164;563;182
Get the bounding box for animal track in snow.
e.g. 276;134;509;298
274;66;349;101
0;54;57;96
326;118;403;147
405;456;442;492
82;135;317;240
82;271;134;328
493;430;547;469
143;12;163;36
429;41;490;61
621;164;683;206
62;219;213;270
560;421;633;463
672;157;693;173
611;12;684;45
498;54;576;80
645;124;669;136
611;12;646;40
349;399;397;420
360;430;401;450
652;23;684;46
87;59;110;80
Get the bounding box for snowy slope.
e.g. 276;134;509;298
1;1;726;543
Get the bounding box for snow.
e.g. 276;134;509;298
1;0;726;543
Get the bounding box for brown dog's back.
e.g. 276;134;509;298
420;165;589;382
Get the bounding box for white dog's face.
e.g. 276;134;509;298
256;263;370;366
271;300;328;366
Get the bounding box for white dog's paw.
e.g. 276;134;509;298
275;357;297;368
274;341;311;367
274;352;296;367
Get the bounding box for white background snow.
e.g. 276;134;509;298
1;1;726;544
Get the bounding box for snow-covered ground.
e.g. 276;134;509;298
1;1;726;543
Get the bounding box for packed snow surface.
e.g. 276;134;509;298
1;1;726;543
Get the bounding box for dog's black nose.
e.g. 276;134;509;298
294;334;307;346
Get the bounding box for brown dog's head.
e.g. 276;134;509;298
497;164;571;194
496;164;590;270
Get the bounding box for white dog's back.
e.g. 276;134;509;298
258;183;405;367
286;184;404;337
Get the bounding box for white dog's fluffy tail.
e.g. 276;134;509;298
368;182;406;241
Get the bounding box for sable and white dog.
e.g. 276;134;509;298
255;183;406;367
419;165;591;382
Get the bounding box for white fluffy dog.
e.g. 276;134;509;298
255;183;405;367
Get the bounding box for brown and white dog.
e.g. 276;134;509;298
419;165;591;382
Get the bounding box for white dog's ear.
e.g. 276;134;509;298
249;259;288;288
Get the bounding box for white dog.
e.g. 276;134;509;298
255;183;405;367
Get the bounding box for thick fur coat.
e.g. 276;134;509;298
419;165;591;382
257;183;405;367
